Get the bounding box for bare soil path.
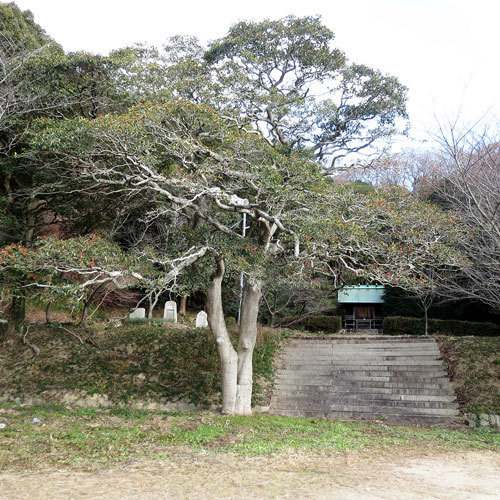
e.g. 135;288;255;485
1;448;498;499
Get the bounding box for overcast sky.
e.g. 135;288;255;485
13;0;500;144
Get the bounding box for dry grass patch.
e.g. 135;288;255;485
437;336;500;415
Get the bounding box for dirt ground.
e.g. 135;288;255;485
1;448;498;499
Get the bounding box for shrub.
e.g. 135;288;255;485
284;315;342;334
383;316;500;336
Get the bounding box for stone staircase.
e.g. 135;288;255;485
270;336;460;424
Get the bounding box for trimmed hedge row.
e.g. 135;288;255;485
383;316;500;336
285;315;342;333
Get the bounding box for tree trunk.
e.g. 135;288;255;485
235;278;262;414
269;311;275;328
78;283;105;326
147;296;154;319
207;257;238;414
78;300;90;326
424;307;429;336
179;294;187;315
45;302;52;324
5;296;25;340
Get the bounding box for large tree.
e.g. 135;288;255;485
30;101;461;413
203;16;408;168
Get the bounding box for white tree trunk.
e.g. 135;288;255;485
207;258;262;415
207;258;238;414
235;279;262;414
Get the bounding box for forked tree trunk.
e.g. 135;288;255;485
206;257;262;415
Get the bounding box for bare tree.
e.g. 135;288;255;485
431;119;500;312
333;148;445;196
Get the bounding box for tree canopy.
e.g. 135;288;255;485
0;8;472;414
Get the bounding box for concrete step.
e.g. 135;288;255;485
281;361;446;368
272;396;457;409
269;337;458;423
270;409;459;424
272;390;456;402
282;351;442;357
272;385;455;397
271;402;459;416
273;380;455;390
276;373;450;382
287;341;436;347
286;344;438;350
277;373;448;381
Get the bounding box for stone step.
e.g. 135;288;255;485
281;361;445;367
272;396;457;409
271;409;458;424
281;362;445;373
287;343;436;353
272;390;456;402
284;350;441;357
270;337;458;423
278;371;448;378
271;402;459;416
276;372;449;379
276;373;450;382
282;351;441;357
274;380;455;390
288;336;435;341
273;384;455;396
287;339;437;344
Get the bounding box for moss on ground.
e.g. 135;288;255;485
0;322;285;408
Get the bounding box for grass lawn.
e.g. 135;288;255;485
0;404;498;472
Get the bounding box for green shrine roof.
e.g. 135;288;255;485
338;285;385;304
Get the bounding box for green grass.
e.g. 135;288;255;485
0;404;497;471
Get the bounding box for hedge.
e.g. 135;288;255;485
383;316;500;336
284;315;342;334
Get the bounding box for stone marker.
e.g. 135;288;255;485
164;301;177;322
195;311;208;328
129;307;146;319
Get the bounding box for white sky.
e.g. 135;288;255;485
13;0;500;144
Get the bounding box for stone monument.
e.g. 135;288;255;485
164;301;178;322
129;308;145;319
195;311;208;328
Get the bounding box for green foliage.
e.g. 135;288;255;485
383;316;500;337
286;315;342;334
204;15;408;165
0;2;60;53
0;235;138;304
